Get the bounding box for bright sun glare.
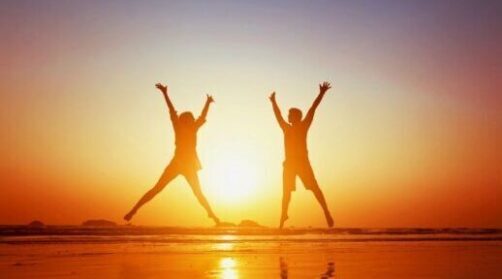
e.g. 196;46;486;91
204;147;262;204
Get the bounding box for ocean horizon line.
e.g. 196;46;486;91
1;225;501;237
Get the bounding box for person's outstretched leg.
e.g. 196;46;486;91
280;189;292;229
280;166;295;229
124;165;179;221
311;187;333;227
184;171;220;225
299;164;334;228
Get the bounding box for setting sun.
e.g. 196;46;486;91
203;145;262;203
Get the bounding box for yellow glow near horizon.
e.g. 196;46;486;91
214;235;236;251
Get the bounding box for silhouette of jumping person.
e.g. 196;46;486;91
124;83;220;225
269;82;334;228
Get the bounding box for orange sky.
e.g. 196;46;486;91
1;1;501;227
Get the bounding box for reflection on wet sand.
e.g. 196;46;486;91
280;257;335;278
218;257;238;279
2;239;500;278
279;257;288;278
321;261;335;278
213;254;336;279
210;236;239;278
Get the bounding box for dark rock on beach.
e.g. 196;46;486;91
238;219;264;228
27;220;45;228
216;221;237;227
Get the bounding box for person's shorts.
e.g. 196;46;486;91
169;156;202;175
283;160;319;192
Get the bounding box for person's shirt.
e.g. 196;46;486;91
273;91;325;165
170;113;206;161
282;121;310;163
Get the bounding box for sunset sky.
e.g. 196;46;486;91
1;0;501;227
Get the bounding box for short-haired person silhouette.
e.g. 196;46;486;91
124;83;220;224
269;82;334;228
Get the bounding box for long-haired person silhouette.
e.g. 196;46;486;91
269;82;334;228
124;83;220;225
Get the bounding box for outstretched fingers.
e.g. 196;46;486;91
269;91;276;101
319;81;332;93
155;83;168;93
206;94;214;103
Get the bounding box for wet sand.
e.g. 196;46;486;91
1;228;501;278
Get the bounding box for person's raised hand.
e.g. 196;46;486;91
269;91;276;102
155;83;168;94
319;81;332;94
206;94;214;103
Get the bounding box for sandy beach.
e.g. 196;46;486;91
1;227;501;278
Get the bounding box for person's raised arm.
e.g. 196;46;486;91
155;83;178;123
196;94;214;128
269;92;287;130
304;81;332;127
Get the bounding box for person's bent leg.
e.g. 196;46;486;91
124;164;179;221
184;171;220;225
299;164;334;228
281;165;295;229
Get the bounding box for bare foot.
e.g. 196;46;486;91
326;213;334;228
279;215;289;229
124;211;135;222
208;212;220;225
211;216;220;225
